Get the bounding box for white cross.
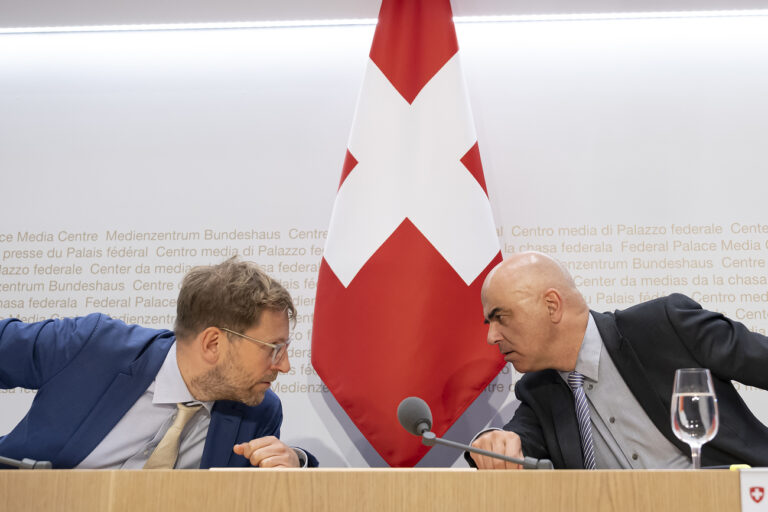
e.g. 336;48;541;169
324;54;500;287
752;487;764;502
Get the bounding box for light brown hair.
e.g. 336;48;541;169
174;256;295;340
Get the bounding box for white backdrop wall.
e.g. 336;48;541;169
2;13;768;467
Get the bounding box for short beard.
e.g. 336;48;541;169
189;353;271;407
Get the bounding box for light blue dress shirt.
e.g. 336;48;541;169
77;343;212;469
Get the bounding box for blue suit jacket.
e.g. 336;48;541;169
0;313;317;468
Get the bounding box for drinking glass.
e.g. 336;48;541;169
670;368;719;469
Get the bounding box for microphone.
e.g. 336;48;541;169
397;396;554;470
0;455;53;469
397;396;433;436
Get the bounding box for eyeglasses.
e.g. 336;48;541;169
219;327;290;365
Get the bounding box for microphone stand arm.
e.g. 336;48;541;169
421;431;554;470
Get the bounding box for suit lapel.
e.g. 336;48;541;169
52;338;173;467
592;311;690;454
201;401;243;468
548;377;586;469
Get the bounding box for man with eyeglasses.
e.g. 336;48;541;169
0;257;318;469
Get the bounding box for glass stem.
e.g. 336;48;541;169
691;445;702;470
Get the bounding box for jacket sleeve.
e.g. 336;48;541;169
461;379;560;467
504;388;551;462
214;391;320;468
260;394;320;467
0;314;103;390
665;293;768;389
251;392;320;467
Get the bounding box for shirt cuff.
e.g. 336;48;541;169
292;447;309;468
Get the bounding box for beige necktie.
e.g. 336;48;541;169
143;403;202;469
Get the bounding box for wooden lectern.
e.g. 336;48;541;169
0;468;740;511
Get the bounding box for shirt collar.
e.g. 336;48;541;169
560;312;602;383
153;342;214;412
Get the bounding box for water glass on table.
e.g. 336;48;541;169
671;368;719;469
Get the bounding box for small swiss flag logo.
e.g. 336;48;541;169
751;486;765;503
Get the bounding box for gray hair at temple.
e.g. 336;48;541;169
174;256;296;340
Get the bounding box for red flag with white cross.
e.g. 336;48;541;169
311;0;504;467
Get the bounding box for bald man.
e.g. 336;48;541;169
469;252;768;469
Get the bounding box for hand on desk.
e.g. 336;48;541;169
233;436;300;468
470;430;524;470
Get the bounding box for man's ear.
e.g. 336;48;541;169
197;327;224;364
543;288;564;323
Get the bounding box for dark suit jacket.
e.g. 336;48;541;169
506;294;768;469
0;313;318;469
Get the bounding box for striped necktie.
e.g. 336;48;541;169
567;371;596;470
144;402;202;469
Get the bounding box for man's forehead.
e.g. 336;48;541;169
481;282;511;316
483;275;531;308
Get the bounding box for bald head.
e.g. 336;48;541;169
481;252;589;373
482;252;584;309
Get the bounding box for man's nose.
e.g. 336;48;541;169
273;353;291;373
486;322;503;346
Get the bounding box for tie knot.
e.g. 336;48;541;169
567;371;585;390
176;402;202;422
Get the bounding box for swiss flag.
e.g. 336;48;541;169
311;0;504;467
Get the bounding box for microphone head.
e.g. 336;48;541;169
397;396;433;436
